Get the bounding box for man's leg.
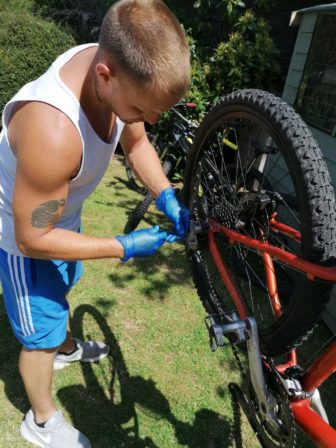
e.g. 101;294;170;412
19;343;91;447
19;347;57;423
0;252;91;446
58;317;76;353
54;304;109;371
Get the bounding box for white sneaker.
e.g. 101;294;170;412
20;409;91;448
54;338;109;370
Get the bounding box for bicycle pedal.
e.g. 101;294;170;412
205;314;247;352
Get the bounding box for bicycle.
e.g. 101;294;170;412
124;102;198;233
183;89;336;447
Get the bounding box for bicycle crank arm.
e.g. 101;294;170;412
245;317;281;434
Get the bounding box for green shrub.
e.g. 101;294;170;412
207;11;281;100
0;0;35;13
183;32;211;119
0;12;76;115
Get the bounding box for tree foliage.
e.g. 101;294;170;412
180;1;281;116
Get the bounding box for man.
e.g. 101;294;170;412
0;0;191;446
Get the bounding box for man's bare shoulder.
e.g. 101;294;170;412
8;101;82;183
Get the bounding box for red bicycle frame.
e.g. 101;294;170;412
207;217;336;447
291;341;336;447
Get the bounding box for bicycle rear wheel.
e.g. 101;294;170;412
184;89;336;356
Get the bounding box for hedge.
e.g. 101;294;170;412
0;12;76;116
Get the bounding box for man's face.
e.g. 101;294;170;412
95;66;178;124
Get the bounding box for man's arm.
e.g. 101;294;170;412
119;122;171;197
10;102;125;260
120;121;189;236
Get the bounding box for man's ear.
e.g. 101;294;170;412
95;62;112;82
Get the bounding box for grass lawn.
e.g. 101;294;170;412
0;155;334;447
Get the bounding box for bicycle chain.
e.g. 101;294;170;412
230;339;246;377
196;250;247;376
192;165;248;374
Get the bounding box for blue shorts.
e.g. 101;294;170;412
0;248;83;349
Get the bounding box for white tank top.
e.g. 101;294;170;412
0;43;125;255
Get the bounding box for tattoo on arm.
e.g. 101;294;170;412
31;199;66;228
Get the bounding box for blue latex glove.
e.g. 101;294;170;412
155;187;190;237
116;225;169;261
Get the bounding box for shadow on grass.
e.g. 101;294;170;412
59;304;244;448
0;295;30;413
105;176;130;190
107;245;190;302
94;175;144;212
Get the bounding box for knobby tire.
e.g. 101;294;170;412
184;89;336;356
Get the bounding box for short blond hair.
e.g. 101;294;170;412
98;0;191;99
